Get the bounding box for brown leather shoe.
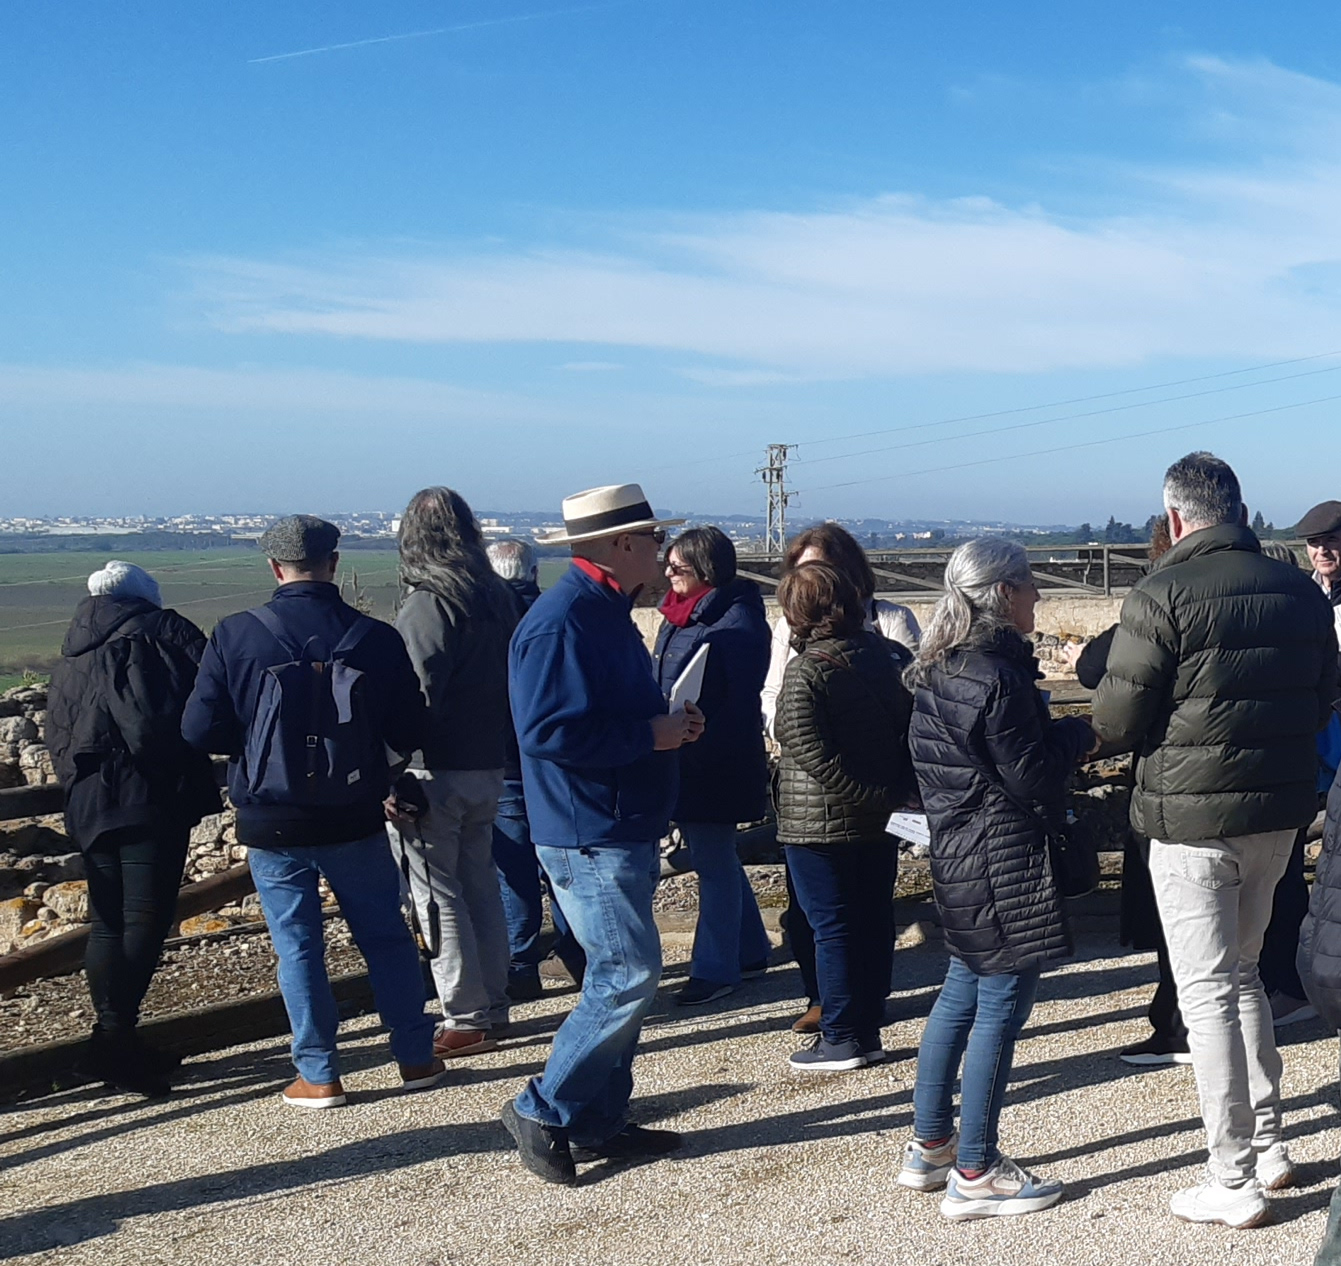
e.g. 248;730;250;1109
433;1028;499;1059
791;1005;822;1035
399;1058;447;1092
281;1076;347;1109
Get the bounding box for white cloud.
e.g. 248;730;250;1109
182;56;1341;381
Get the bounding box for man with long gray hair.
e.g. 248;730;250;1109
1091;452;1337;1229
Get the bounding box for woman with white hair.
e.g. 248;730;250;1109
46;561;220;1097
896;538;1095;1219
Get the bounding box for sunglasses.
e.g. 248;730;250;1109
630;528;667;545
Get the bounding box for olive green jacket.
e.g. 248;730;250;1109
1091;524;1338;842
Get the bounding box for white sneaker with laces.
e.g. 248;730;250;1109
1170;1178;1270;1228
1256;1143;1295;1191
897;1132;959;1191
939;1156;1063;1220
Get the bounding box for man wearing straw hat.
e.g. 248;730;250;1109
501;484;705;1185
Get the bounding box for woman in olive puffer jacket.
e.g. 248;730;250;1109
774;562;914;1073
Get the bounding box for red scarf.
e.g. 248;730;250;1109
660;586;711;628
572;557;623;593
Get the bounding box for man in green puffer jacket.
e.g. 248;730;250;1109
1092;451;1337;1231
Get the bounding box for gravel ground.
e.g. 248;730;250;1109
2;933;1338;1266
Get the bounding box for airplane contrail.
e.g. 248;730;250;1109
248;2;637;64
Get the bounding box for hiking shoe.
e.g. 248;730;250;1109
1170;1178;1270;1228
676;978;734;1006
398;1059;447;1092
940;1156;1063;1220
433;1028;498;1059
791;1004;822;1034
897;1132;959;1191
571;1123;683;1163
1268;992;1318;1027
281;1076;347;1110
788;1035;869;1073
1119;1035;1192;1067
501;1100;576;1186
1256;1143;1296;1191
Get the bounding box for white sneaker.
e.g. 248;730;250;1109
1256;1143;1295;1191
896;1132;959;1191
1170;1178;1270;1228
939;1156;1063;1220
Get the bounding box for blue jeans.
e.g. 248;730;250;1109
492;780;577;979
513;842;661;1146
784;841;896;1050
913;957;1041;1172
248;831;436;1084
679;820;772;986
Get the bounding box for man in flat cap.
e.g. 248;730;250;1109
183;515;443;1108
1300;500;1341;642
500;484;704;1185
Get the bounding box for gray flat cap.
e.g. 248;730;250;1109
258;514;340;562
1297;501;1341;540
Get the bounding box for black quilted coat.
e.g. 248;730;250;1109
1298;765;1341;1028
909;628;1093;975
774;630;914;845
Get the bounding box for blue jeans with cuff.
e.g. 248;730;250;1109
248;831;436;1085
679;820;772;986
512;841;661;1147
913;956;1040;1172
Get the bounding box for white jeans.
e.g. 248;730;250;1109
1149;831;1295;1183
387;768;510;1031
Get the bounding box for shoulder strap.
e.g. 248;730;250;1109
332;614;377;658
249;606;306;661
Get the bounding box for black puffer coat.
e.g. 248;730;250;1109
909;629;1093;975
1298;762;1341;1028
774;630;914;845
46;596;220;849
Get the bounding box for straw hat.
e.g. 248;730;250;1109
538;484;685;545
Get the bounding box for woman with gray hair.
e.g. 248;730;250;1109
897;538;1094;1219
388;487;520;1059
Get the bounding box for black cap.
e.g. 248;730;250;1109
258;514;340;563
1296;501;1341;540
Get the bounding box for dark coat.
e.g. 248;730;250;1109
909;629;1093;975
181;582;426;848
774;629;914;845
46;596;220;849
501;577;542;782
395;573;519;771
1299;765;1341;1028
1091;524;1338;843
652;578;771;824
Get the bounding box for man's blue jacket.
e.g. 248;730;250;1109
509;562;676;849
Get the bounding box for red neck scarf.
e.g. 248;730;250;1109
660;586;711;628
572;557;624;594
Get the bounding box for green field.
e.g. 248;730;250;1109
0;549;571;686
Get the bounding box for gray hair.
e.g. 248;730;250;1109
487;537;537;582
87;560;161;608
1261;540;1301;568
907;537;1032;686
1163;451;1242;529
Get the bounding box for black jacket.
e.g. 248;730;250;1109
653;579;771;824
46;596;220;849
502;577;542;782
1091;524;1338;842
1300;766;1341;1028
182;582;426;848
774;629;914;845
395;573;519;771
909;629;1093;975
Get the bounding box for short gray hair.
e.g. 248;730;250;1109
907;537;1032;685
1163;451;1242;529
487;537;537;582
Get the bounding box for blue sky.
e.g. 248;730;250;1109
6;1;1341;526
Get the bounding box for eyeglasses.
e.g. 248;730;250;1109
665;562;696;577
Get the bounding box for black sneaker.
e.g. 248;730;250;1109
501;1100;577;1186
788;1035;870;1073
675;978;734;1006
1118;1035;1192;1067
571;1123;683;1163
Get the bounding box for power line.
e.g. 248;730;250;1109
800;390;1341;494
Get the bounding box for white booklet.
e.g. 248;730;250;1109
886;811;931;847
668;643;710;713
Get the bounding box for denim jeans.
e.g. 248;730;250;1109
513;842;661;1147
782;859;818;1005
913;957;1041;1172
248;831;436;1084
679;821;772;986
784;841;896;1050
1149;831;1294;1183
492;779;578;979
387;767;510;1031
